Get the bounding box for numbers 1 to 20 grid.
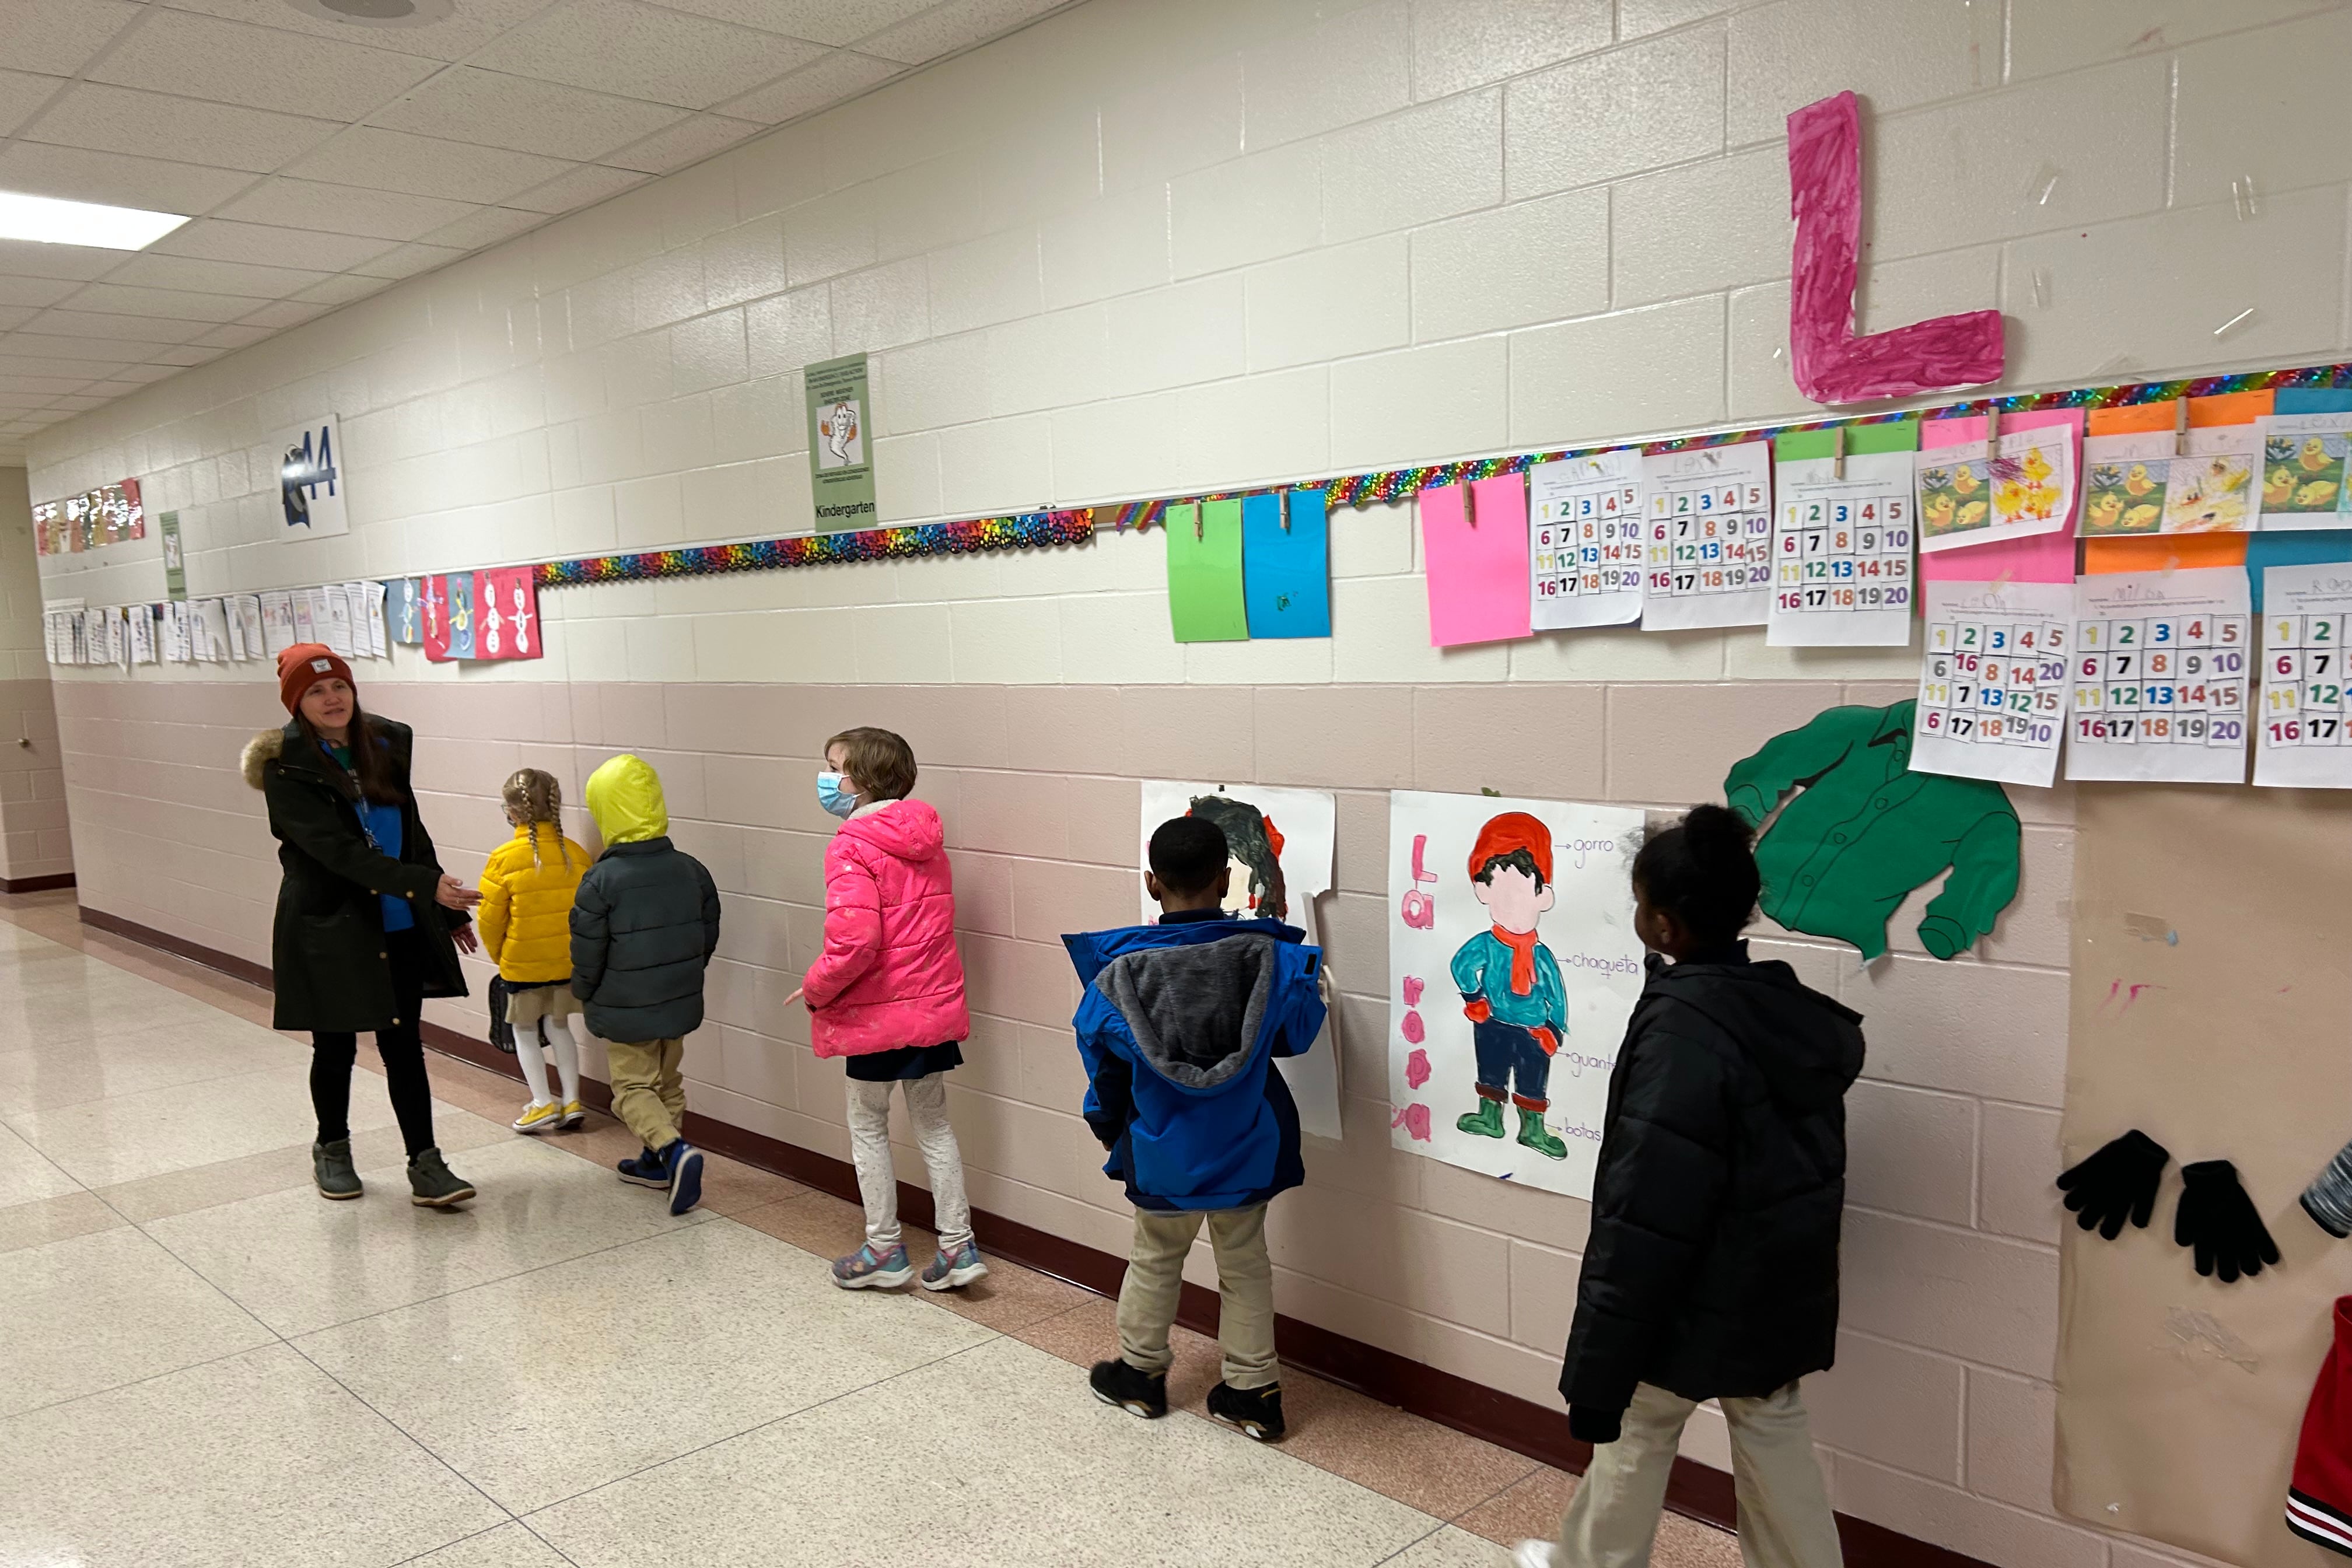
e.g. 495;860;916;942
2260;613;2352;748
1648;478;1769;601
1920;619;2067;749
2074;614;2248;749
1534;479;1642;600
1774;492;1913;615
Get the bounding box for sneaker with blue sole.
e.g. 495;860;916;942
833;1242;914;1289
662;1139;703;1215
921;1240;990;1291
617;1146;666;1188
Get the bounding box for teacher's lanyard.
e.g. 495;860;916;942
320;742;385;853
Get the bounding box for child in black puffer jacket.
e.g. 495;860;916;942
1516;804;1864;1568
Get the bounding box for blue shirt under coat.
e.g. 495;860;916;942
326;742;411;932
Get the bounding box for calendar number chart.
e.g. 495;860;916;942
2255;563;2352;788
1766;446;1916;647
2065;569;2249;785
1638;442;1772;631
1912;580;2072;786
1530;451;1645;631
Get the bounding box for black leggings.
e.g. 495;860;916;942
310;927;437;1158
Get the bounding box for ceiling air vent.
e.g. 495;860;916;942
282;0;454;26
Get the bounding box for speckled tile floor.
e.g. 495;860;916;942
0;891;1742;1567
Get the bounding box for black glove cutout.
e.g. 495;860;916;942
2056;1129;2170;1240
2175;1160;2282;1283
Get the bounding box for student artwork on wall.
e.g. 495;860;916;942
1239;489;1331;639
2067;569;2250;783
475;568;542;660
1913;579;2070;788
1386;791;1646;1200
1768;422;1917;646
1639;440;1773;631
2256;562;2352;788
1165;500;1249;642
275;414;347;538
1725;702;2021;961
2262;412;2352;526
390;579;424;645
1528;450;1644;631
1916;428;2076;554
1419;476;1532;646
1137;781;1341;1140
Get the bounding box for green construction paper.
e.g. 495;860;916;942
1166;498;1250;642
1722;698;2018;961
1772;419;1921;463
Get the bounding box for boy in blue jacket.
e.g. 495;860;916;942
1063;816;1326;1443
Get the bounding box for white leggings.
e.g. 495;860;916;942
846;1073;972;1254
516;1016;582;1108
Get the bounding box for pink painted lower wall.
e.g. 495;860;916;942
55;673;2100;1568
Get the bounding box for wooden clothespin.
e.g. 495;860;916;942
1462;473;1478;527
2174;394;2192;457
1279;489;1290;533
1985;402;2001;450
1831;425;1847;480
1194;501;1204;541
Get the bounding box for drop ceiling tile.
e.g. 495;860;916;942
0;376;97;395
859;0;1068;64
503;162;649;215
20;82;342;174
346;241;468;281
108;253;332;298
604;113;764;174
23;310;211;345
218;177;482;242
0;0;142;78
63;283;271;323
190;322;275;350
79;379;163;397
295;274;391;306
646;0;936;45
0;353;133;379
237;299;332;330
0;142;258;217
285;125;577;205
88;9;438;122
424;206;547;250
718;50;901;125
371;66;687;160
1;332;165;363
470;0;827;110
0;70;70;137
0;277;82;310
42;394;108;411
0;308;34;334
0;239;126;284
149;344;223;366
150;0;563;63
153;218;396;272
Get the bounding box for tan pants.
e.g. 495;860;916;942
1116;1203;1277;1391
606;1037;686;1152
1550;1381;1840;1568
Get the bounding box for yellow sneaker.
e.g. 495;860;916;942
559;1100;587;1129
512;1100;564;1134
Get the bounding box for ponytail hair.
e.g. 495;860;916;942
1632;803;1760;946
501;768;571;872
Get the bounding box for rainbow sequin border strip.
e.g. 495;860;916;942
536;508;1094;589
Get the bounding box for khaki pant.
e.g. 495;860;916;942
1116;1203;1277;1391
606;1037;686;1152
1550;1381;1840;1568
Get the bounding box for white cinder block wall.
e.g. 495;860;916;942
0;468;72;882
30;2;2350;1564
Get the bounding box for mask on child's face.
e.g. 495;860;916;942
816;770;858;819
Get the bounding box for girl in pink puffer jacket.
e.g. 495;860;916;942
792;726;985;1295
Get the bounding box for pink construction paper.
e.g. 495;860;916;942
1787;91;2005;405
1918;408;2084;584
1419;476;1532;646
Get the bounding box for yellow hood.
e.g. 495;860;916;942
584;754;667;845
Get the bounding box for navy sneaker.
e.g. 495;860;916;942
617;1146;666;1188
662;1138;704;1215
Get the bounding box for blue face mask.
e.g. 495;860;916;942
816;770;858;819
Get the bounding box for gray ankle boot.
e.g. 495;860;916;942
313;1139;362;1200
407;1147;477;1209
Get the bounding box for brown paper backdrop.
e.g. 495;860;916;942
2057;785;2352;1565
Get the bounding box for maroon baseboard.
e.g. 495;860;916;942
0;871;76;894
76;901;1989;1568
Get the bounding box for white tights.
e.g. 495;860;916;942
516;1016;582;1108
846;1073;973;1254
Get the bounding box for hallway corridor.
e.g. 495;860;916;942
0;893;1738;1568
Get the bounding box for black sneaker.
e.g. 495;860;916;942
1206;1380;1285;1442
1088;1359;1167;1419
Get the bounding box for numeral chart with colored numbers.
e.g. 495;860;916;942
2066;569;2249;784
1529;450;1645;631
1767;448;1915;646
2256;564;2352;787
1639;441;1773;631
1913;581;2072;787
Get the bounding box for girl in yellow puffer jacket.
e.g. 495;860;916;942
478;769;593;1134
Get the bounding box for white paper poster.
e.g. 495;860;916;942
2066;569;2250;783
2259;413;2352;529
109;608;128;671
321;585;354;657
291;589;317;645
1768;449;1916;646
1387;791;1646;1200
130;607;156;666
162;601;190;664
188;600;214;662
2168;425;2263;534
198;599;233;663
1529;451;1645;631
1138;781;1341;1141
1639;440;1773;631
2256;564;2352;788
274;413;348;538
363;580;388;657
1917;426;2077;554
258;591;295;656
1913;580;2071;788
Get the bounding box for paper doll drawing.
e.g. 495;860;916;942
819;399;862;468
1451;813;1570;1161
1184;793;1289;921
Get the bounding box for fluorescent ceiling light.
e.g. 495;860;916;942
0;190;188;251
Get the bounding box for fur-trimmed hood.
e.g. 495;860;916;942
240;728;285;790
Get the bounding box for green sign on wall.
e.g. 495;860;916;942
160;510;186;601
804;352;876;534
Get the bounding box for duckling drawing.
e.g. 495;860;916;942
2085;491;2125;531
2297;479;2340;509
1957;499;1989;530
1923;493;1957;530
2019;446;2056;487
1951;467;1983;497
1992;480;2027;521
2301;436;2333;473
2268;466;2299;507
2122;502;2161;531
2123;463;2158;498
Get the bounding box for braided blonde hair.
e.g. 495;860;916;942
501;768;571;871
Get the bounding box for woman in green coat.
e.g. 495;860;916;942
241;644;480;1206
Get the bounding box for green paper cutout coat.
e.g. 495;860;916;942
1723;700;2020;961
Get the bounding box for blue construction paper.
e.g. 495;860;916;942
2252;388;2352;610
1241;488;1331;638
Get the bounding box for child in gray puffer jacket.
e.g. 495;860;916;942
572;753;720;1215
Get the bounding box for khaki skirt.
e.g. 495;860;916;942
505;982;580;1028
